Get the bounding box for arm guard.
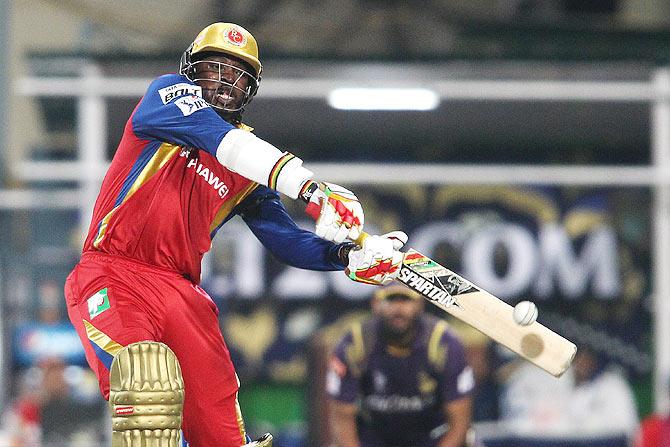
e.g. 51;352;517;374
216;129;313;199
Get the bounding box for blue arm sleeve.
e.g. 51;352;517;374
131;74;235;156
238;186;346;271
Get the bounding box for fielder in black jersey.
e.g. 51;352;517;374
327;285;474;447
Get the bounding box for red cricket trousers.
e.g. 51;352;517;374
64;251;247;446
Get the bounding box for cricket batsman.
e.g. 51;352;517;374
64;22;406;447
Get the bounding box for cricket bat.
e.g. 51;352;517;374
395;248;577;377
303;193;577;377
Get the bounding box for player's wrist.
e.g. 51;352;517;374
337;242;357;265
299;179;319;203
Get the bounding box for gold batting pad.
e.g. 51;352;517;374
110;341;184;447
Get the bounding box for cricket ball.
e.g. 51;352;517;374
513;301;538;326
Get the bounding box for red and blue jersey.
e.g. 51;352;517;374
83;73;345;282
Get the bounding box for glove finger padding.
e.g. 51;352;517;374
314;208;331;239
332;224;350;244
380;231;408;250
311;182;364;243
323;225;340;243
346;233;405;285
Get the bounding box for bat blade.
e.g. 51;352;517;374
395;249;577;377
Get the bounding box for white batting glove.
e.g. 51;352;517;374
307;182;364;243
346;231;407;285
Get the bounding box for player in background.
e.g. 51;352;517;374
63;22;405;447
327;285;475;447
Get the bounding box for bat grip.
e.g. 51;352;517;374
352;231;369;246
303;193;368;247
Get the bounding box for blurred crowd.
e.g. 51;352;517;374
0;280;105;447
3;358;105;447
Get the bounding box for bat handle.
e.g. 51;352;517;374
352;231;369;246
304;197;368;247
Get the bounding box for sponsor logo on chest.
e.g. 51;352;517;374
180;149;229;199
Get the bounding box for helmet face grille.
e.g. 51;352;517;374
179;44;261;114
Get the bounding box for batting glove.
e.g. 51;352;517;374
346;231;407;285
307;182;364;243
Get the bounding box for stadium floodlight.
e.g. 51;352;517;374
327;87;440;111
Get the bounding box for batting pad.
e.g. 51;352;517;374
110;341;184;447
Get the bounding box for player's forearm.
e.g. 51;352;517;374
220;131;366;245
436;427;469;447
240;188;350;270
251;221;349;270
329;401;360;447
330;418;360;447
216;129;312;199
438;397;472;447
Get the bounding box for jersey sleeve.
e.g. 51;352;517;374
131;74;235;156
441;334;475;403
237;185;346;271
326;332;360;404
